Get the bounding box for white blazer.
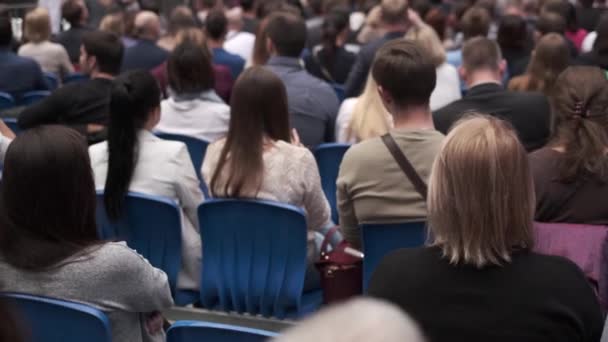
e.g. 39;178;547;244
89;130;204;291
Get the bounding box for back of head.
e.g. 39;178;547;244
372;39;436;109
380;0;409;26
550;66;608;182
168;6;196;34
536;11;566;35
168;42;214;95
405;24;446;67
461;37;501;73
0;126;98;271
272;298;426;342
308;0;324;15
61;0;85;26
321;10;350;54
210;67;290;197
174;27;206;47
266;12;307;58
104;71;161;220
497;14;528;50
526;33;569;92
428;115;534;268
205;9;228;41
0;14;13;47
461;6;491;40
99;13;125;37
134;10;161;40
24;7;51;43
81;30;124;75
542;0;577;30
424;7;447;41
241;0;256;12
256;0;301;19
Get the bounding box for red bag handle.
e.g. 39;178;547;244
320;226;341;254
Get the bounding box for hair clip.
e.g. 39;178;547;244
574;101;585;117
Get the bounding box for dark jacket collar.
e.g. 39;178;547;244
465;82;504;97
266;56;303;70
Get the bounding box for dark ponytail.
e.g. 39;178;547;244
320;11;349;71
104;71;161;220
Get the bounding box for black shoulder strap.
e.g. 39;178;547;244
381;133;428;200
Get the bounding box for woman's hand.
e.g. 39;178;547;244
145;311;164;335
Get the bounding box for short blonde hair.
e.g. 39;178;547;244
24;7;51;43
99;13;125;36
405;24;446;67
428;115;534;267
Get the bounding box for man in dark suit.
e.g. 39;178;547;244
434;37;551;152
121;11;169;72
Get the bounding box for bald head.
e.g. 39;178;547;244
134;11;161;41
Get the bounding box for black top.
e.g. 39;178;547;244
530;147;608;224
433;83;551;151
54;26;92;63
577;7;604;32
304;47;357;84
576;51;608;70
502;47;531;79
121;40;170;72
368;246;603;342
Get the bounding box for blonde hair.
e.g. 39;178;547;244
405;24;446;67
99;13;125;37
24;7;51;43
428;115;534;268
346;74;392;142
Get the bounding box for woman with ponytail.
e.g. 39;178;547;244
530;66;608;224
89;70;204;291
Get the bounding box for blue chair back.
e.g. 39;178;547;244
361;221;427;290
198;199;321;319
63;73;89;84
332;84;345;102
155;132;209;178
1;293;111;342
167;321;277;342
0;92;15;110
44;72;59;90
314;143;350;224
3;118;20;135
20;91;51;106
95;192;182;294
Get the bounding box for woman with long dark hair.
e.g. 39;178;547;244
0;126;172;342
89;71;203;291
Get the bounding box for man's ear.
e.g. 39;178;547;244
377;85;393;111
458;65;467;82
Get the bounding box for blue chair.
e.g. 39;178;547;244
44;72;59;90
314;143;350;224
167;321;277;342
20;90;51;106
3;118;20;135
0;92;15;110
198;199;322;319
95;191;198;305
361;221;427;291
332;84;345;102
0;292;111;342
63;73;89;84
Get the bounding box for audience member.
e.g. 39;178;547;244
356;5;386;45
0;16;48;100
306;0;325;49
434;37;551;152
446;6;491;70
194;0;221;24
240;0;258;33
337;40;444;248
90;70;203;291
273;298;426;342
535;11;579;57
0;125;173;342
543;0;587;51
265;12;340;147
405;23;461;110
156;42;230;142
55;0;91;63
577;14;608;69
576;0;602;32
205;9;245;79
497;14;532;78
18;7;74;78
368;115;604;342
509;33;570;94
157;6;197;51
344;0;409;97
530;66;608;224
224;7;256;62
19;31;123;143
121;11;169;71
203;67;332;288
304;10;357;84
98;12;125;38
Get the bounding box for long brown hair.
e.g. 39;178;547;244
210;67;291;197
520;33;569;93
550;66;608;183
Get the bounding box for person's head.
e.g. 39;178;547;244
265;12;307;58
241;0;256;13
205;9;228;41
272;298;426;342
0;15;11;48
461;6;491;40
168;6;196;35
256;0;301;19
175;27;206;47
535;11;566;40
372;39;436;115
321;10;350;54
24;7;51;43
428;115;535;268
0;126;99;271
525;33;569;92
348;74;392;142
210;67;290;197
412;0;432;19
460;37;506;86
134;10;162;41
542;0;578;31
168;42;214;95
61;0;88;27
592;13;608;55
424;7;447;41
357;5;386;44
497;14;528;50
380;0;409;28
550;66;608;182
104;71;161;220
405;23;446;67
309;0;324;15
79;30;123;76
226;7;244;32
99;13;125;37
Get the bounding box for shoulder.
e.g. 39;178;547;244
87;242;158;276
368;247;438;288
506;90;549;107
275;140;315;162
341;136;385;166
520;252;590;286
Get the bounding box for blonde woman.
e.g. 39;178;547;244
335;75;392;143
405;23;461;110
18;7;74;77
369;115;603;341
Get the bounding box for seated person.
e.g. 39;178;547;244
0;125;173;342
90;70;203;292
337;40;444;249
54;0;92;63
121;11;169;72
530;66;608;224
0;16;48;101
19;31;123;144
204;9;246;80
369;115;604;342
156;42;230;142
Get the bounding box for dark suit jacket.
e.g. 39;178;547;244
121;39;169;72
433;83;551;151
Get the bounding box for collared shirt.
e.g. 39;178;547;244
0;48;48;100
265;56;340;148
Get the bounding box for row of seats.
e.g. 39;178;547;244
0;73;88;109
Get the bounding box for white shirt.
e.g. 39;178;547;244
582;31;597;53
430;63;462;111
335;98;358;144
224;31;256;63
89;130;204;290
